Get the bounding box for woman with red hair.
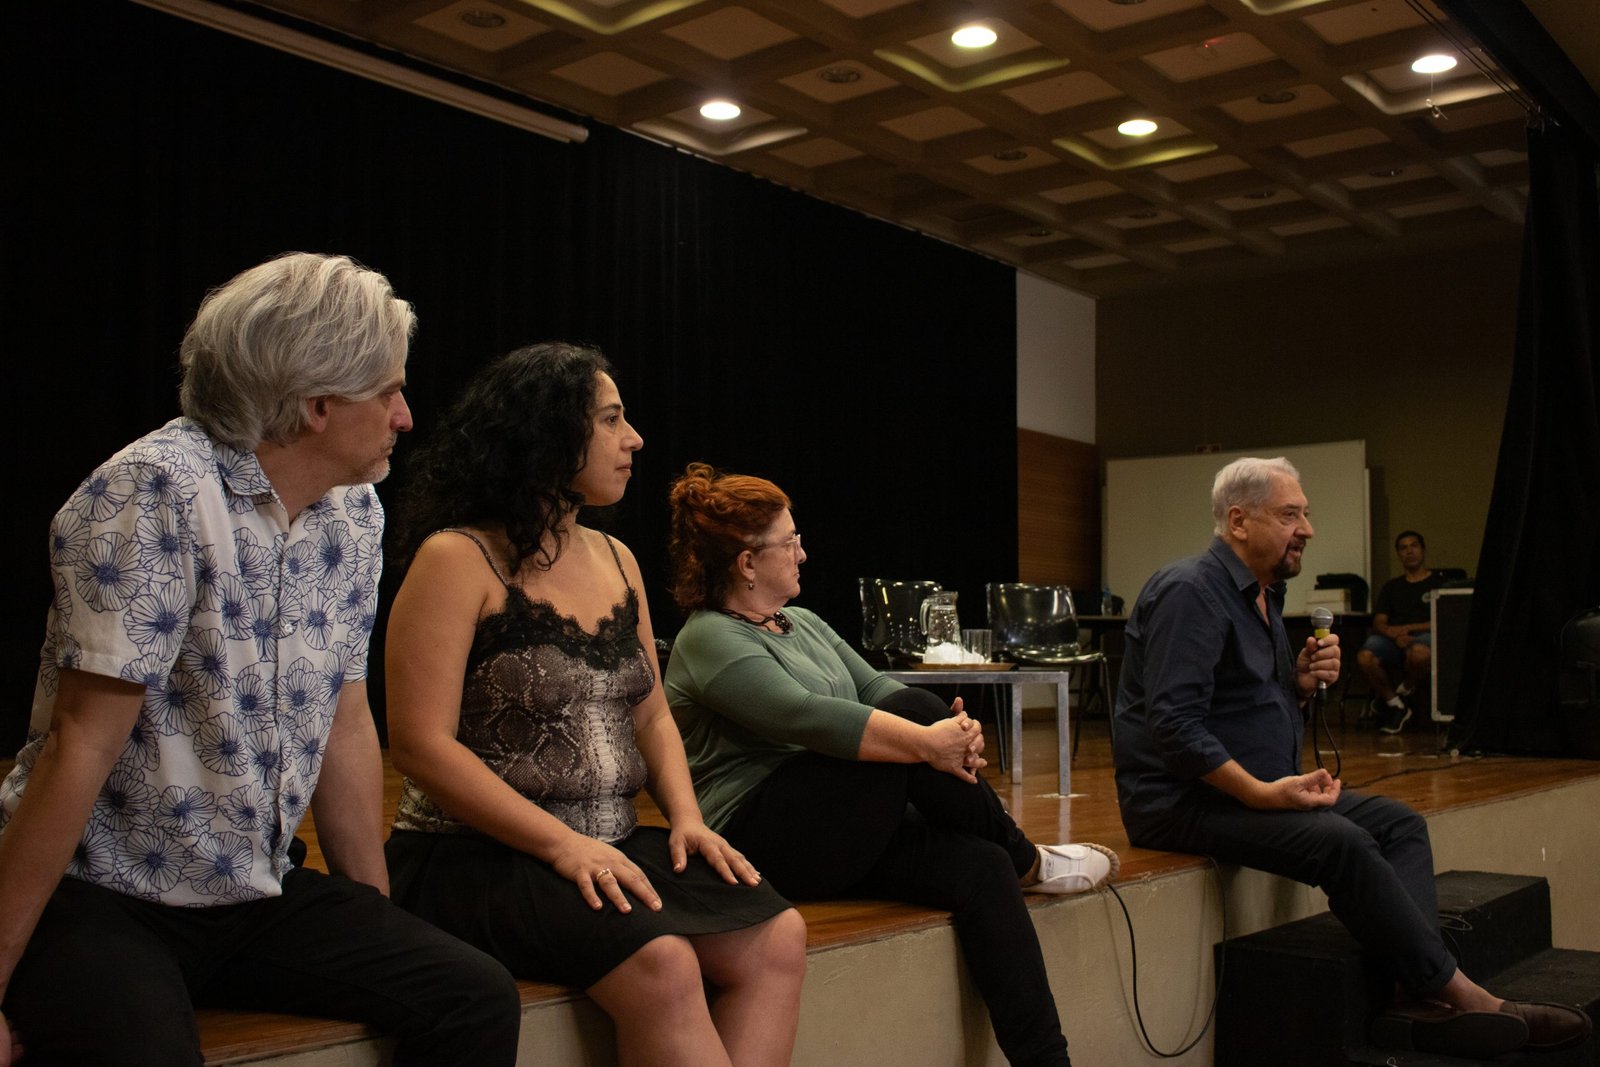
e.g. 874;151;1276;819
665;462;1117;1067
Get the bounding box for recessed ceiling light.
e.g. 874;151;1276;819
1108;0;1146;5
1368;167;1404;178
1129;210;1159;220
1256;90;1297;105
819;66;862;84
1411;54;1458;74
1026;228;1053;237
993;149;1028;162
951;24;998;49
699;100;741;121
459;9;507;28
1117;119;1158;137
1243;190;1276;200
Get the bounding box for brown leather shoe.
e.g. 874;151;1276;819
1499;1000;1594;1051
1371;1002;1527;1057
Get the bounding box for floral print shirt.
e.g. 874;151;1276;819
0;418;383;905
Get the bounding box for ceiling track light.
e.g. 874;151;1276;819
130;0;586;143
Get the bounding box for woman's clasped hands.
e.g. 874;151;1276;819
926;697;987;783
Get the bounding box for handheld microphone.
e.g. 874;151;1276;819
1307;605;1341;778
1308;606;1334;692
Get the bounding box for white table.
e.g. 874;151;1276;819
884;655;1102;796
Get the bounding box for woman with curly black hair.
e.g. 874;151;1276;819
383;344;805;1067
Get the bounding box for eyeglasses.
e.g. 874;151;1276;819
752;533;802;555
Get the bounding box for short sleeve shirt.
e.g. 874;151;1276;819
0;418;384;905
1373;572;1447;627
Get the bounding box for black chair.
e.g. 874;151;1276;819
987;583;1105;759
858;578;942;663
986;583;1080;655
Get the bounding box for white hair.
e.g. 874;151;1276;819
1212;456;1300;536
179;252;415;449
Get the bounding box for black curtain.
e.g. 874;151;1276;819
1;2;1019;749
1439;2;1600;753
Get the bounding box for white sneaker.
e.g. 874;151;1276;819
1031;842;1119;894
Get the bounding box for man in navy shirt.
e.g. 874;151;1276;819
1112;456;1589;1057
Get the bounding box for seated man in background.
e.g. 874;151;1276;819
1111;457;1589;1058
1359;530;1448;734
0;253;519;1065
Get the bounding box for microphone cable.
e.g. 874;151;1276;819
1105;857;1227;1058
1311;683;1343;781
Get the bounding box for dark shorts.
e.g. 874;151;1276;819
1360;631;1431;668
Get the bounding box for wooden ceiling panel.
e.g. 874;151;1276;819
185;0;1545;295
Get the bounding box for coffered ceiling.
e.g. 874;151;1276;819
154;0;1575;296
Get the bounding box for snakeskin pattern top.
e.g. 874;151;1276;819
393;530;655;843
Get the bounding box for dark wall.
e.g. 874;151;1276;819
1096;243;1521;590
0;3;1018;749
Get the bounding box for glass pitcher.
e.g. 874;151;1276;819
918;591;961;649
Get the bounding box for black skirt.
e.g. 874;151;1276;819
385;826;794;989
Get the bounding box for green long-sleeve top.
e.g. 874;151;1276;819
664;607;907;832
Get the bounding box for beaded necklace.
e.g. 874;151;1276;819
718;607;793;634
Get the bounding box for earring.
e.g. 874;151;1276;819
747;581;755;590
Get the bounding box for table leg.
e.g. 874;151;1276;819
1056;674;1071;796
987;683;1008;775
1010;684;1024;785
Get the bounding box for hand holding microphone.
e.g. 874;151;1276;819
1308;606;1334;693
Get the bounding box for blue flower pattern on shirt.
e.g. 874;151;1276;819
0;418;382;905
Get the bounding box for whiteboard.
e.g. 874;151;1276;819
1105;441;1370;614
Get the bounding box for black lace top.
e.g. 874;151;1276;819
393;530;655;842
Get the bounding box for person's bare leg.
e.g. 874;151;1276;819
587;936;732;1067
1404;643;1431;695
1358;649;1397;702
690;909;807;1067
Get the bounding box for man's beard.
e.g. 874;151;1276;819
1273;545;1303;581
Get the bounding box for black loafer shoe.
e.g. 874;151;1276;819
1371;1002;1528;1057
1500;1000;1594;1051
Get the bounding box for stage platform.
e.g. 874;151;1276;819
15;714;1600;1066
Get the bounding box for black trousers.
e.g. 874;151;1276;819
2;868;522;1067
722;687;1071;1067
1125;788;1459;995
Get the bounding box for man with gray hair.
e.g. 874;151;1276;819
1111;456;1589;1057
0;254;519;1065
